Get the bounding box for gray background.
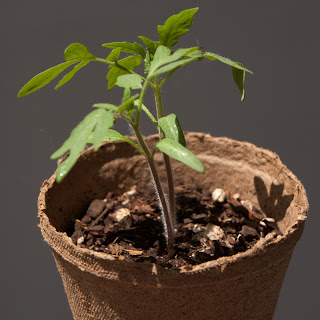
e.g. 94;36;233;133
1;0;319;319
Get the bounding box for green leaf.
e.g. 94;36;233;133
92;103;118;112
157;8;199;48
150;45;171;69
18;60;78;97
87;129;145;156
50;109;114;182
116;74;142;89
87;128;127;143
151;57;194;77
107;55;141;90
138;36;159;55
102;41;146;59
186;49;203;59
204;52;253;101
55;61;89;89
148;46;197;77
92;111;114;150
204;52;253;74
106;48;121;62
64;43;96;61
156;138;204;173
152;46;196;67
232;63;246;102
158;114;186;146
152;46;197;66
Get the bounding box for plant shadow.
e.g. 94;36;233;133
254;176;294;221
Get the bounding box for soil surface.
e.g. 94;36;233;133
71;185;281;268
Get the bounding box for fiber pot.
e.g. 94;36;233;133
38;132;308;320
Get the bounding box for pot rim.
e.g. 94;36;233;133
38;133;308;284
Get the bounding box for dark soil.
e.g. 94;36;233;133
71;185;281;268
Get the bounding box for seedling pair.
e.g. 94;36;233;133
18;8;253;253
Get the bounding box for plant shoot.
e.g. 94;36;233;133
18;8;253;254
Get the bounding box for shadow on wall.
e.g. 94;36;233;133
254;176;294;221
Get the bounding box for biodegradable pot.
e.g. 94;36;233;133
38;132;308;320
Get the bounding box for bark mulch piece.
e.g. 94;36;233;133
71;185;281;268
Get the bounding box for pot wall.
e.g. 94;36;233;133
38;133;308;320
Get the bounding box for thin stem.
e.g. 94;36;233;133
114;115;146;156
147;157;175;254
131;123;152;158
135;79;149;126
159;66;181;88
153;76;176;231
118;94;139;113
96;56;175;253
114;112;133;123
141;105;159;129
131;123;175;253
159;57;197;88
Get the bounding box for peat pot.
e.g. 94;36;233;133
38;132;308;320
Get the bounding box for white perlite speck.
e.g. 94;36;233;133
259;221;267;227
212;188;227;203
192;224;205;233
241;200;254;210
113;208;132;228
193;223;225;242
77;236;84;245
122;186;137;205
233;193;241;201
203;224;225;241
125;186;137;196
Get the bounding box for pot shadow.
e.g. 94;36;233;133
254;176;294;221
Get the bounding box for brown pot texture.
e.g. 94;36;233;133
38;132;308;320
